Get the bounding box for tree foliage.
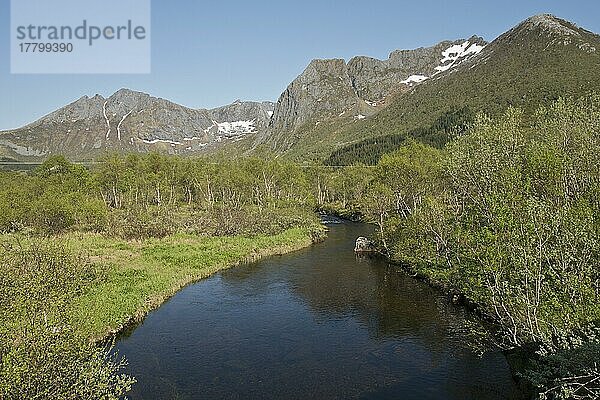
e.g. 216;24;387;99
0;155;319;239
317;96;600;399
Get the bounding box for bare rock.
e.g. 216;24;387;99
354;237;375;253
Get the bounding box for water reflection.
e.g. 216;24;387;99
116;221;522;400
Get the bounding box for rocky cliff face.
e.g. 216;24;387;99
268;59;359;132
209;100;274;137
256;37;487;151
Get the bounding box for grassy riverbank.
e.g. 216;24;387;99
68;227;322;340
1;226;322;340
0;226;323;398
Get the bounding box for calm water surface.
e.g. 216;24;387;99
116;219;522;399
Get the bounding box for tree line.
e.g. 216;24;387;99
0;154;320;239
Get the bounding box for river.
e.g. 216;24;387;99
115;218;522;399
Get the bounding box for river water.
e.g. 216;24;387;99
116;219;522;399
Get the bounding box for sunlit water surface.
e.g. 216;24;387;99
116;219;522;400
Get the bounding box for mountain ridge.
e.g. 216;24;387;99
0;89;275;160
274;13;600;162
1;14;597;162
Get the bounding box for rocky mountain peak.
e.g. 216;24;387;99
106;88;154;112
520;14;581;37
491;13;597;55
266;58;357;137
306;58;347;73
110;87;147;99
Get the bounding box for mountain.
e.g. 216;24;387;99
0;36;486;161
0;89;274;160
2;14;598;163
254;37;486;152
283;14;600;162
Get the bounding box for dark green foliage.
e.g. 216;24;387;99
522;326;600;399
325;108;473;165
325;133;408;166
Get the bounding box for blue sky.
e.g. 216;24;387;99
1;0;600;130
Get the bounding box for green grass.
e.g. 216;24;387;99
72;228;317;340
5;228;318;341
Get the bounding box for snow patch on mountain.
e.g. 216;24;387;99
401;74;429;85
217;120;256;136
395;41;485;90
435;41;484;74
142;139;182;146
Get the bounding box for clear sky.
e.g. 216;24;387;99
1;0;599;130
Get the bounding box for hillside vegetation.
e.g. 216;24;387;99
324;108;473;165
284;15;600;163
316;96;600;399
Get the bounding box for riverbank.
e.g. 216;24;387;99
1;224;325;398
76;227;326;342
390;257;540;397
2;226;325;343
115;219;523;399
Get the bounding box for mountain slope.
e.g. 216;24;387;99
0;90;274;161
252;37;486;153
285;14;600;162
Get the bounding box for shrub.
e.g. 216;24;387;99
0;239;134;399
